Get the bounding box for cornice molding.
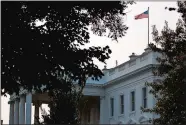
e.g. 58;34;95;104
85;64;157;89
107;50;153;72
8;64;157;102
103;64;156;87
84;84;103;88
105;75;155;95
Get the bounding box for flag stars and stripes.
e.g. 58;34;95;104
135;10;149;20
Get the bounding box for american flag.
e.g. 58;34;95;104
135;10;149;20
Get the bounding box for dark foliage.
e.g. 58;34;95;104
165;7;176;11
144;1;186;124
38;74;82;124
1;1;134;96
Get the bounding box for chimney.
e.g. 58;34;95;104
103;65;107;70
102;65;109;74
144;45;151;53
116;60;118;67
129;53;138;60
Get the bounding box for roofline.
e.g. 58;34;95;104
9;64;157;102
74;83;103;88
85;64;158;88
105;49;153;72
103;64;157;87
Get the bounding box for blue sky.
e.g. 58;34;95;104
1;1;180;124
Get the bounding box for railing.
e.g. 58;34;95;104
109;69;115;76
140;53;148;62
118;65;125;72
107;53;150;76
129;60;136;67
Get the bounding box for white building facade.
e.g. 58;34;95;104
8;48;160;124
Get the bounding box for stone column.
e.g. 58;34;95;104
95;106;99;124
90;104;97;124
26;92;32;124
99;96;105;124
14;98;20;124
90;107;95;124
9;101;14;124
34;101;41;124
19;94;26;124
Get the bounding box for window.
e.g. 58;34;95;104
120;95;124;114
110;98;114;116
142;87;147;108
131;91;135;111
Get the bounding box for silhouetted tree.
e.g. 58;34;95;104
2;1;134;96
37;74;82;124
144;1;186;124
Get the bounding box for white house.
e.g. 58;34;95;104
8;47;160;124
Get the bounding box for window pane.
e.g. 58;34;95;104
142;87;147;108
144;98;147;108
110;98;114;116
120;95;124;104
120;95;124;114
132;92;134;101
131;91;135;111
143;87;147;98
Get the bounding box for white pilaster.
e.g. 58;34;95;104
26;92;32;124
14;99;19;124
99;96;105;124
9;101;14;124
19;94;26;124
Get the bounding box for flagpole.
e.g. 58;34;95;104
148;7;150;46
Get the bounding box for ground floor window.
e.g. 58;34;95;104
110;97;114;116
142;87;147;108
120;95;124;114
131;91;135;111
